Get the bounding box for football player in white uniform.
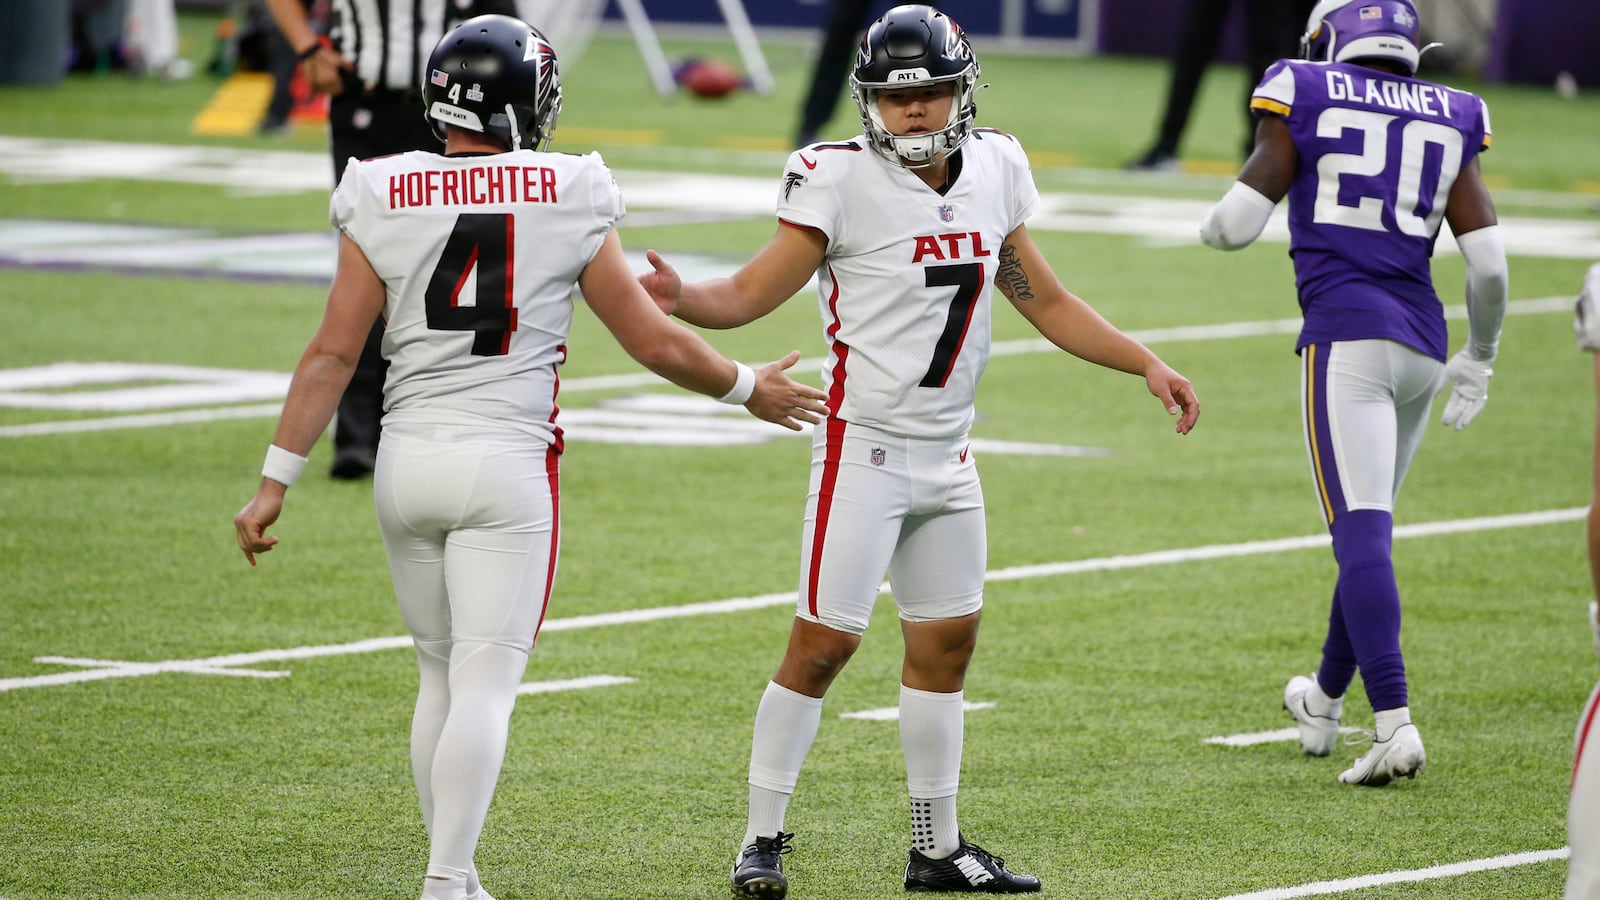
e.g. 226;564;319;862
639;6;1200;896
1572;262;1600;900
232;15;827;900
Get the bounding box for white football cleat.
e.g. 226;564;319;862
1339;723;1426;786
1283;674;1341;756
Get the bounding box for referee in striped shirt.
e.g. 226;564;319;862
263;0;521;479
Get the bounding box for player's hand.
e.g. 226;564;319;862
303;44;349;96
744;350;829;431
1576;262;1600;352
1145;363;1200;435
1439;349;1493;430
639;249;682;316
234;483;286;566
1591;601;1599;664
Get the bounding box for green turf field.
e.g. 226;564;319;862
2;11;1598;900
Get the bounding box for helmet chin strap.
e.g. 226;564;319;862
890;133;942;168
506;103;521;151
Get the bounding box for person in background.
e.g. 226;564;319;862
1127;0;1314;171
123;0;184;77
262;0;521;479
642;6;1199;895
1571;262;1600;900
256;0;308;135
1199;0;1507;786
792;0;881;148
233;15;827;900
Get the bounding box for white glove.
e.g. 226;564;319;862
1591;601;1599;663
1439;350;1493;430
1577;262;1600;352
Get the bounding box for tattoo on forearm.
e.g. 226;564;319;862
996;243;1033;301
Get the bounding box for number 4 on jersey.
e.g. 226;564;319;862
424;213;518;356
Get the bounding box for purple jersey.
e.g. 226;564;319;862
1251;59;1492;361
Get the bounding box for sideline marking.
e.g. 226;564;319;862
517;675;636;696
2;507;1582;693
1205;848;1568;900
0;297;1570;439
841;701;997;721
1204;727;1363;747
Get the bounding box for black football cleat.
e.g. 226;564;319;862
904;837;1040;893
731;831;794;898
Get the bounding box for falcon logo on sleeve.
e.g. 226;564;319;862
783;170;806;202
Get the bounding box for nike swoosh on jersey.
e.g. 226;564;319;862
799;154;817;170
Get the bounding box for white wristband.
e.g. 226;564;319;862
262;444;309;487
717;361;755;405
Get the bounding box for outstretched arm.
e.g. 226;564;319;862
1591;353;1600;641
234;234;386;564
640;221;827;328
584;229;829;426
997;224;1200;435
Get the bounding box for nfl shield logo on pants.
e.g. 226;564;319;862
870;447;887;466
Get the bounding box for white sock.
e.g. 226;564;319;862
1374;706;1412;742
426;642;529;881
743;681;823;849
411;639;453;835
900;685;963;858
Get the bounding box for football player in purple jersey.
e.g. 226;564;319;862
1199;0;1507;786
1571;263;1600;900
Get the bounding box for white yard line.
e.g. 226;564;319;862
1203;727;1365;747
0;297;1571;439
840;701;997;721
1204;848;1569;900
517;674;636;695
2;506;1582;694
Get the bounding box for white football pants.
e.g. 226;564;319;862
798;419;985;634
374;424;559;882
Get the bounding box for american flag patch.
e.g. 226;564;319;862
1359;5;1382;18
430;69;449;87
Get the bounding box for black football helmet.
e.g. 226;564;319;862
422;14;562;151
849;4;981;168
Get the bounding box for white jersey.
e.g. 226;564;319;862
777;130;1039;439
331;148;625;446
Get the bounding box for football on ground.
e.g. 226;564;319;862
679;58;741;98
